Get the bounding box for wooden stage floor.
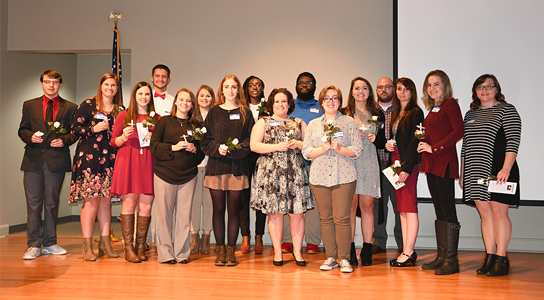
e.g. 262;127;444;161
1;235;543;299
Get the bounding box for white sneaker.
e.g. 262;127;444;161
23;247;41;260
320;257;339;271
340;259;354;273
42;244;67;255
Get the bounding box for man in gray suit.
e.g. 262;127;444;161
18;70;78;260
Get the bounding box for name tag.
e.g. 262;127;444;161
270;121;280;126
96;113;107;120
466;118;476;124
310;108;319;113
187;130;194;136
334;130;344;138
230;114;240;120
432;106;441;113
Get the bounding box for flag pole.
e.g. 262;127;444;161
108;10;124;101
105;11;125;242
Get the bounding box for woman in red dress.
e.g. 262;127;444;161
111;81;159;263
387;78;424;267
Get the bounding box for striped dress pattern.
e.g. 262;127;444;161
461;102;521;204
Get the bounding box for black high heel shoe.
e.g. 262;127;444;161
273;259;283;266
292;252;307;267
390;251;417;267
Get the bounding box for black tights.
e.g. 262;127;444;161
210;189;242;247
426;165;459;224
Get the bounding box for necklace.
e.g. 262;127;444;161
480;101;497;108
177;117;188;127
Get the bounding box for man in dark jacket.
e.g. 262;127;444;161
18;70;78;260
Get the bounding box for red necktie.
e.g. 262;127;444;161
45;100;53;133
154;92;166;100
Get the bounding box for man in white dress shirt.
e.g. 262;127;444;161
148;64;174;249
151;64;174;116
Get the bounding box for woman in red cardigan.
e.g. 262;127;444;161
417;70;464;275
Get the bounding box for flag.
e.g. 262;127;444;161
112;27;122;99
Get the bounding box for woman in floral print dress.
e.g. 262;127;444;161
69;73;123;261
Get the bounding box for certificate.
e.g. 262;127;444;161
382;167;405;190
487;180;517;195
136;123;150;148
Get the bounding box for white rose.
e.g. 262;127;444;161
35;131;44;137
394;160;401;168
477;178;485;185
327;120;333;126
201;127;207;133
53;121;60;128
372;115;378;121
150;111;156;117
321;136;329;143
387;139;396;146
289;130;294;135
232;138;239;145
219;144;228;150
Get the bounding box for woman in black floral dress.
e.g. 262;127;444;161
69;73;123;261
250;88;314;267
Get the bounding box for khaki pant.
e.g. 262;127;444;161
154;175;197;263
311;182;356;261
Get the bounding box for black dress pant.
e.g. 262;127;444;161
23;161;65;248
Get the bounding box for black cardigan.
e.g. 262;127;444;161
201;105;255;177
371;109;388;151
150;115;205;185
390;108;425;174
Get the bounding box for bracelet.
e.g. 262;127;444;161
503;166;511;171
121;135;128;142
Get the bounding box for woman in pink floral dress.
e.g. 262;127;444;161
69;73;123;261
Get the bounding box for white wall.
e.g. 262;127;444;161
7;0;393;100
397;0;544;252
0;1;78;236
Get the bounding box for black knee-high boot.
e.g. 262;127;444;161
435;222;461;275
422;220;446;270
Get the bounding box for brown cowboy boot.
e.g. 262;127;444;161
134;215;151;261
120;214;141;263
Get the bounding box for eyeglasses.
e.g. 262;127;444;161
377;85;393;90
249;84;261;89
43;80;60;86
323;96;339;103
476;85;496;91
297;81;314;86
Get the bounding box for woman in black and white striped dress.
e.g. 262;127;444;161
460;74;521;277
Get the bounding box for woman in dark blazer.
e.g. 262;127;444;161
387;78;424;267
